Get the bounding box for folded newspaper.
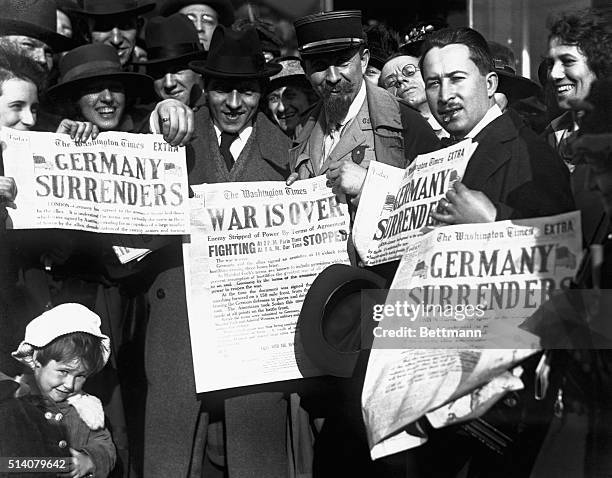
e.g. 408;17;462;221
353;139;477;266
361;211;582;459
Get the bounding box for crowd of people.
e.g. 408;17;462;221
0;0;611;477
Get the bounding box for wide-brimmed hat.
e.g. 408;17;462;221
133;14;206;66
158;0;235;27
72;0;155;17
12;303;111;367
268;56;311;92
189;25;281;78
0;0;74;52
489;41;541;102
294;10;365;56
297;264;388;378
47;43;153;99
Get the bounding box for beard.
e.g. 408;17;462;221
320;80;355;126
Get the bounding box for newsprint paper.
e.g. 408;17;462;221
362;211;582;459
353;139;477;266
0;129;189;234
184;177;351;392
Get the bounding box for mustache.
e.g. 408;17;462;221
320;80;354;99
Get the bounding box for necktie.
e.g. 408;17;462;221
440;136;459;148
220;131;238;171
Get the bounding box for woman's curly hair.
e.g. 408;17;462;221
548;9;612;79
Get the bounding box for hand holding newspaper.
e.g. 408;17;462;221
353;139;478;266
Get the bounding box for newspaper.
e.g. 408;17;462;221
184;177;351;392
361;211;582;459
353;139;476;266
0;129;189;234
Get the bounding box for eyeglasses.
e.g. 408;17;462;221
383;64;420;90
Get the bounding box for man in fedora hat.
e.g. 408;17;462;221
0;0;74;71
139;25;292;478
288;10;439;209
75;0;155;67
158;0;235;50
133;14;206;107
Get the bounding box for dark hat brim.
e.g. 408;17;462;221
297;264;388;378
47;71;153;100
496;70;541;101
70;2;155;16
189;59;282;79
133;50;207;66
0;18;75;51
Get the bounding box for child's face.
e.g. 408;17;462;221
33;358;88;403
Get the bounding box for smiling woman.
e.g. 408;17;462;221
47;43;154;132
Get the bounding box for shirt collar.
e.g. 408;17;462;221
327;79;367;132
213;123;253;143
464;104;503;139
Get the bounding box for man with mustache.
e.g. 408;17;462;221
288;10;439;210
401;26;575;478
421;27;574;225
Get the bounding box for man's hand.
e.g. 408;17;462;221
0;176;17;208
60;448;94;478
430;182;497;224
326;159;367;197
286;172;299;186
151;99;194;147
56;120;99;142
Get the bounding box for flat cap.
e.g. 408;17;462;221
294;10;365;56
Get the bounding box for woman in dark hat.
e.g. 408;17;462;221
47;43;154;132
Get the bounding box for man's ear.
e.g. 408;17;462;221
486;71;499;98
360;48;370;74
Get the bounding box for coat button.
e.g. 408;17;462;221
44;412;53;420
504;396;518;408
58;440;67;449
156;288;165;299
55;413;63;421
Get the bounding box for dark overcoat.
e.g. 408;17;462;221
142;107;291;478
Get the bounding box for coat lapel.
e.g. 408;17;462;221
319;120;366;174
463;113;517;191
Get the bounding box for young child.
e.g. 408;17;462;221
10;303;116;478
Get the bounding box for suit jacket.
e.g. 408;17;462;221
463;110;575;220
289;81;439;179
141;108;291;478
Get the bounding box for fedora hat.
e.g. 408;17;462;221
74;0;155;17
294;10;365;56
297;264;388;378
489;42;541;102
189;25;281;78
158;0;235;27
47;43;153;99
0;0;74;51
133;14;206;66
